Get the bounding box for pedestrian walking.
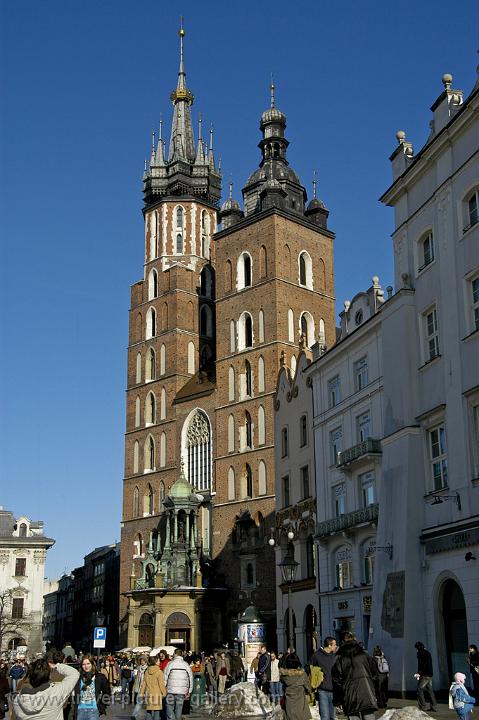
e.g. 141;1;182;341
449;672;475;720
13;659;79;720
256;645;271;694
72;655;110;720
331;632;378;720
131;657;148;719
414;641;437;712
101;658;118;690
269;652;281;705
163;650;193;720
215;652;230;695
372;646;389;709
9;659;27;693
309;637;337;720
279;653;312;720
205;655;216;697
120;656;134;705
466;644;479;701
139;656;166;720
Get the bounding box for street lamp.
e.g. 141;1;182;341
278;544;299;652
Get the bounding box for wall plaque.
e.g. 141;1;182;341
381;570;405;638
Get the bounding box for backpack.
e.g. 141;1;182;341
377;656;389;673
310;665;324;690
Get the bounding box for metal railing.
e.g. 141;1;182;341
316;503;379;538
337;437;381;467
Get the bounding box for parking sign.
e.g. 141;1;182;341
93;627;107;648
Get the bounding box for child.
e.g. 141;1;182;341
449;672;475;720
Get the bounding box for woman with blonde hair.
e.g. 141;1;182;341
140;656;166;720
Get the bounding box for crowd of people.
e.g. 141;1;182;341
0;639;478;720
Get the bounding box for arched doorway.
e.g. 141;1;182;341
8;637;26;651
304;605;317;659
166;611;191;651
442;579;468;677
138;612;154;647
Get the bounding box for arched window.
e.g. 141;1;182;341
230;320;236;353
176;206;184;228
228;467;235;500
228;414;235;453
185;410;212;491
260;245;267;278
237;252;252;290
238;312;253;350
200;265;212;297
136;353;142;383
175;206;184;254
145;436;155;471
300;311;315;348
135;396;141;427
245;360;252;397
298;251;313;288
187;341;195;374
258;460;267;495
133;441;139;473
258;406;265;445
245;411;253;448
162;302;168;330
159;345;165;375
144;483;154;515
148;269;158;300
160;388;166;420
318;258;326;290
135;313;142;342
258;309;265;343
225;260;233;292
146;348;156;381
133;486;139;517
288;309;294;342
335;545;353;589
258;356;265;393
228;366;235;401
160;432;166;467
159;480;165;510
319;318;325;345
245;464;253;498
146;307;156;339
284;244;291;278
200;305;213;337
176;234;183;254
146;392;156;425
291;355;297;376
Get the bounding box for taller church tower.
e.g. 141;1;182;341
119;26;221;647
120;29;336;650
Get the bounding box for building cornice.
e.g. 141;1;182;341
214;206;335;241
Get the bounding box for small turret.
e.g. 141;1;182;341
220;179;243;228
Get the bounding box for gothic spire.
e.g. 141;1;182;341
156;115;165;165
169;20;196;162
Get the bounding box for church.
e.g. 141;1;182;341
119;25;336;650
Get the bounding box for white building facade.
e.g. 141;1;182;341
0;508;55;657
306;279;386;647
370;70;479;690
273;351;318;662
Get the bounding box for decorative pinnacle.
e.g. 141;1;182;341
198;113;202;139
144;159;147;171
179;16;185;71
209;123;214;150
229;177;233;199
270;73;275;108
152;129;155;149
313;170;317;199
159;114;163;139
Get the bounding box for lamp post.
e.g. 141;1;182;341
278;543;299;652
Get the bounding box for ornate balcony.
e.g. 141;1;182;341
315;503;379;539
337;438;382;468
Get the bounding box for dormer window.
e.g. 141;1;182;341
19;523;27;537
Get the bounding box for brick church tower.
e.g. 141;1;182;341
119;27;335;649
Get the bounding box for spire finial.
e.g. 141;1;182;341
179;16;185;74
198;113;202;139
209;123;214;151
144;158;147;171
270;73;275;108
229;176;233;200
313;170;317;199
159;114;163;140
152;129;155;150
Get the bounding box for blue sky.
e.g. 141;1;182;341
1;0;477;579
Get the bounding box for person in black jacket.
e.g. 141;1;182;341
414;642;437;712
256;646;271;694
309;637;338;720
71;655;111;720
331;633;378;720
466;644;479;701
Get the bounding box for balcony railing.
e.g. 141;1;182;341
337;438;382;467
316;503;379;538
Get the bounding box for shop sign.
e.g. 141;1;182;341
362;595;372;614
337;601;348;610
424;527;479;555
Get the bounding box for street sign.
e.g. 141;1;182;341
93;627;106;649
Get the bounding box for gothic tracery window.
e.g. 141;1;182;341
186;410;212;491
